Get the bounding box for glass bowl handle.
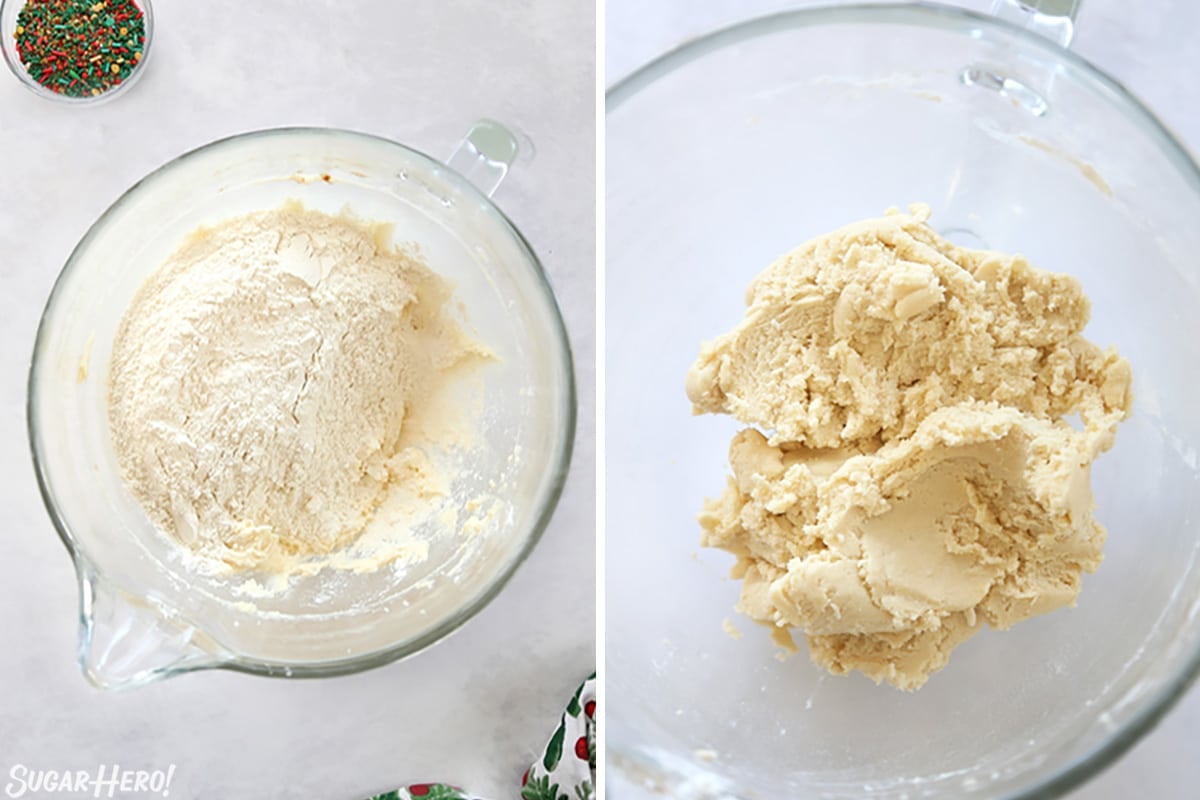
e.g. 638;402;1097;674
445;119;530;198
960;0;1085;117
990;0;1081;48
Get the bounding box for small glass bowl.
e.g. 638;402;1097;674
1;0;153;105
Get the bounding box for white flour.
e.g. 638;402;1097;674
109;203;485;573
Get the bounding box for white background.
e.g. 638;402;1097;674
0;1;594;798
2;0;1196;797
606;1;1200;799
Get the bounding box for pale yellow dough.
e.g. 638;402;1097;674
688;205;1132;690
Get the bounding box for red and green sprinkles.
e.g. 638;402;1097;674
12;0;145;97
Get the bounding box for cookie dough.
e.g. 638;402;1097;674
688;205;1132;690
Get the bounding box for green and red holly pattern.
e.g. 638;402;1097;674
520;675;595;800
364;675;596;800
368;785;476;800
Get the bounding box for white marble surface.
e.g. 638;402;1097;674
0;1;594;798
606;1;1199;798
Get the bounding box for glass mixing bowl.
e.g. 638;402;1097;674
606;3;1200;798
29;124;575;689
